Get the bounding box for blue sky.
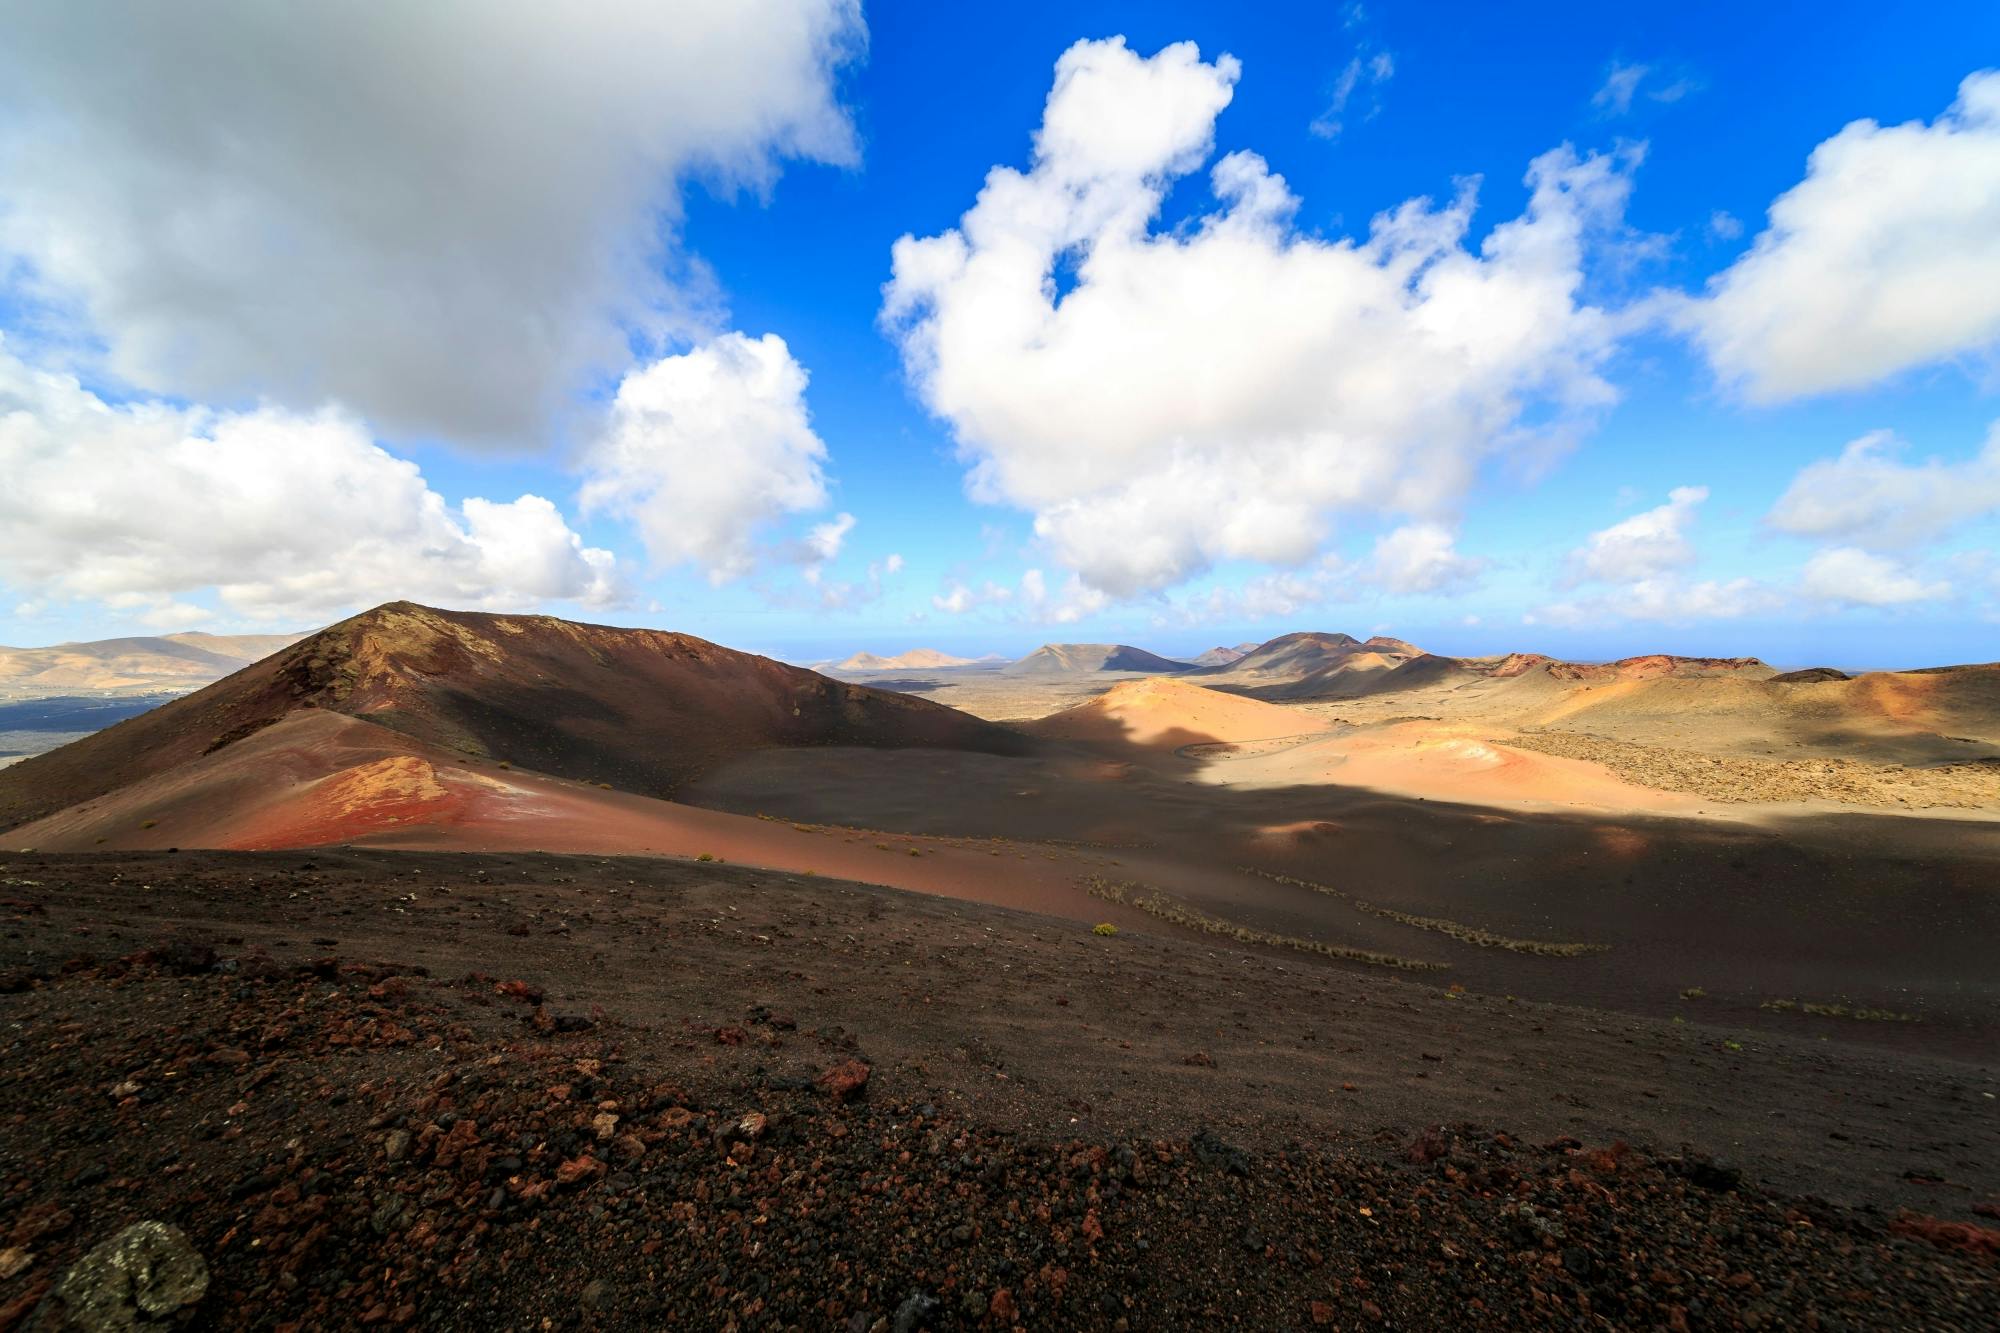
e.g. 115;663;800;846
1;2;1998;667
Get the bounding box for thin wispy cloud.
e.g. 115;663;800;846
1593;58;1703;116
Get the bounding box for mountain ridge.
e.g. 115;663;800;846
0;631;308;694
834;648;977;671
1005;643;1189;675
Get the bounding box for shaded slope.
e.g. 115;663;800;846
4;710;1094;921
0;602;1031;832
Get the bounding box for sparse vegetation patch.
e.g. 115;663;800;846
1082;876;1444;971
1242;867;1609;957
1761;997;1919;1023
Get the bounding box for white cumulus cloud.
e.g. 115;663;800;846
804;513;858;566
1767;424;2000;550
1566;485;1708;584
932;582;976;615
1799;548;1951;607
0;0;864;443
581;333;834;584
1019;568;1109;625
1688;70;2000;401
883;37;1637;601
0;340;616;623
1533;577;1772;626
931;577;1019;616
1368;522;1484;594
1534;486;1773;624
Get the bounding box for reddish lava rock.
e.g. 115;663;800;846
817;1058;871;1102
1891;1212;2000;1257
554;1154;605;1187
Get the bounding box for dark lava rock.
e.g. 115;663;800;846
1671;1155;1744;1192
892;1290;939;1333
1192;1128;1252;1177
158;939;217;975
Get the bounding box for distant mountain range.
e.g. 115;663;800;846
0;630;307;697
834;648;980;671
818;632;1430;681
1004;643;1190;675
1187;642;1262;667
6;604;1992;853
1188;631;1428;698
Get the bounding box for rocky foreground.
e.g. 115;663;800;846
0;855;1995;1329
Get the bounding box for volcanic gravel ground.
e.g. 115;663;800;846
0;852;1996;1329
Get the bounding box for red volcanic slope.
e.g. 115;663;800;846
0;602;1031;834
4;709;1117;923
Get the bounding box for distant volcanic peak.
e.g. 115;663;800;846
0;629;309;693
1204;629;1415;682
1489;652;1554;677
1898;661;2000;677
1380;653;1474;683
1189;645;1249;667
1770;667;1852;684
160;630;306;658
1008;643;1188;674
0;601;1032;836
1262;631;1362;650
1548;654;1775;682
1453;652;1555;679
835;648;976;671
